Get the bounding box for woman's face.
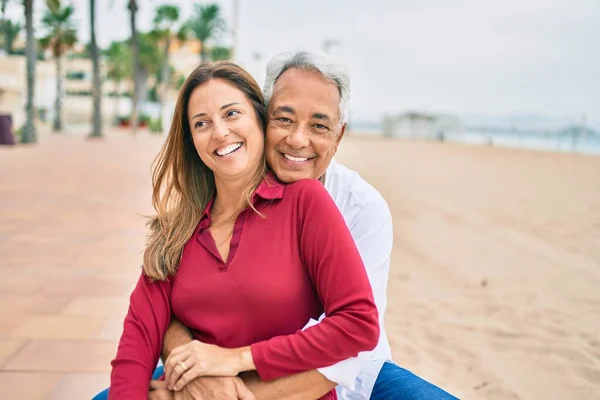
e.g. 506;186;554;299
187;79;264;182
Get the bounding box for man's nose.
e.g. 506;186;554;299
285;125;310;148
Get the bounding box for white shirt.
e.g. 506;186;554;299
304;159;394;400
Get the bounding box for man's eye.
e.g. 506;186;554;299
314;124;330;131
277;117;292;124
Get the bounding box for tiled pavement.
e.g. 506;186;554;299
0;131;164;399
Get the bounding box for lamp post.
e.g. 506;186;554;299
231;0;240;62
322;39;340;54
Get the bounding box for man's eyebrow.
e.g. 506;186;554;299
272;105;296;114
312;113;332;122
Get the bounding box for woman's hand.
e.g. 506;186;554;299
164;340;254;391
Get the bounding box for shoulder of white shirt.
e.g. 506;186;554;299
324;159;391;222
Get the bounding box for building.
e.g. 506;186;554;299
0;55;55;130
383;111;462;139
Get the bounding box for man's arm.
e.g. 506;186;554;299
313;195;394;389
241;370;335;400
161;319;335;399
161;318;194;362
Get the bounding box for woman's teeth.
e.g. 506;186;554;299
216;143;242;156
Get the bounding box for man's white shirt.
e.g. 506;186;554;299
303;159;394;400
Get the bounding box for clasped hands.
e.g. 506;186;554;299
149;340;255;399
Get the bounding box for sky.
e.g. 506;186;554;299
5;0;600;128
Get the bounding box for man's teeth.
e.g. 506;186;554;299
283;153;309;162
216;143;242;156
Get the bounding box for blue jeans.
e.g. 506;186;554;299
94;363;458;399
92;365;165;400
371;362;458;400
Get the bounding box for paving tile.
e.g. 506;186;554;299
3;339;117;372
45;372;110;400
0;372;62;400
6;315;107;340
0;295;71;315
36;278;135;297
0;339;26;367
0;276;45;295
94;315;126;341
0;314;34;336
61;296;129;316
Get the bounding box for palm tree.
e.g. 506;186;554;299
152;4;181;131
39;0;77;132
21;0;36;143
104;41;130;123
127;0;139;134
1;19;20;54
137;30;164;102
89;0;102;137
211;46;231;61
1;0;14;54
188;3;225;63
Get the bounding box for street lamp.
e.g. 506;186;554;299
322;39;341;54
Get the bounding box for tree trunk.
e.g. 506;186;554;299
128;0;139;134
200;47;206;64
1;0;10;55
53;55;62;131
136;67;148;104
113;80;121;124
22;0;36;143
159;35;171;131
89;0;102;137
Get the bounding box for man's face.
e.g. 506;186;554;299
265;68;345;183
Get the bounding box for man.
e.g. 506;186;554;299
151;51;457;400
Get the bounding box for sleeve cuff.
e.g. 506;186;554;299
301;316;365;391
249;341;275;381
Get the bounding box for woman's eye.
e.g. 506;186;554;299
225;110;240;118
194;121;207;129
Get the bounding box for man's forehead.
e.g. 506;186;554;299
269;69;340;114
273;69;339;96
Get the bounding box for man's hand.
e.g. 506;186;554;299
172;376;255;400
148;379;174;400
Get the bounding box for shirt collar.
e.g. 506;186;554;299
253;171;285;201
321;158;337;187
198;172;284;231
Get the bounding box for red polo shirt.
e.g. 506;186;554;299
109;175;379;399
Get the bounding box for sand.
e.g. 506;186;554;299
337;136;600;399
0;130;598;399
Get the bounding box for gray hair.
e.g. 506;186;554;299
263;50;351;126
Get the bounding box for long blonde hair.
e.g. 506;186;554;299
144;62;268;281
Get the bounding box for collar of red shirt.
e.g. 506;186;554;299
198;172;284;231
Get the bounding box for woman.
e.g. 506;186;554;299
108;62;379;399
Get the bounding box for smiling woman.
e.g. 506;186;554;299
104;61;380;400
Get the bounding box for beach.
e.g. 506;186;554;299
0;131;598;399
